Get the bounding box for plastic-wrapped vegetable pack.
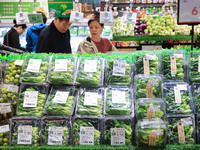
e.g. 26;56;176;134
76;88;103;116
197;115;200;144
48;54;76;85
0;84;19;114
4;54;25;85
162;50;186;82
136;118;167;147
0;61;3;84
105;52;133;86
20;53;49;83
162;82;194;114
44;86;77;116
0;125;10;146
136;98;165;120
0;103;13;125
41;117;71;146
105;86;133;116
16;83;48;117
134;51;160;75
10;117;40;146
167;115;195;145
191;84;200;114
72;117;101;145
104;116;132;146
189;51;200;83
135;74;162;99
76;55;104;88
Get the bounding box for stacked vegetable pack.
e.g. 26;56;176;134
0;49;200;148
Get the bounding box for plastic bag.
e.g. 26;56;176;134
105;52;133;86
105;86;133;116
48;54;77;85
20;53;49;83
189;51;200;83
135;74;162;99
191;84;200;114
41;117;71;145
0;124;10;146
44;86;77;116
0;103;13;125
16;83;48;117
76;88;104;116
10;117;40;146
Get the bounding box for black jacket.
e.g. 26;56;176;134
36;21;71;53
3;28;26;51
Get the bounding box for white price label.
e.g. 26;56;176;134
14;59;24;66
174;86;182;104
80;127;94;145
23;91;38;107
26;59;42;73
146;54;157;60
148;79;159;86
174;53;183;58
112;60;126;76
54;59;68;72
149;105;161;113
84;59;97;72
152;129;164;136
0;125;10;133
0;104;11;114
177;84;187;91
112;90;126;104
17;126;32;145
111;128;125;146
84;92;98;106
7;85;19;93
53;91;69;104
181;117;193;126
48;127;63;145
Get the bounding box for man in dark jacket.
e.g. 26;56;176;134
36;17;72;53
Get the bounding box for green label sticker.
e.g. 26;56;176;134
28;13;43;24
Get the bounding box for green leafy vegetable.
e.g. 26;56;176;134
189;52;200;82
192;86;200;114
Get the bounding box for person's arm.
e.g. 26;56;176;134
26;29;33;52
11;32;27;51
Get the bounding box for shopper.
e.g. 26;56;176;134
77;14;117;54
26;11;47;52
3;19;27;51
36;17;72;53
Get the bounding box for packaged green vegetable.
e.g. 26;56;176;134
16;83;48;117
104;116;132;146
135;74;162;99
41;117;71;146
136;98;165;121
10;117;40;146
105;52;133;86
44;86;77;116
134;51;160;75
189;51;200;83
76;88;103;116
162;50;186;82
0;103;13;125
0;125;10;146
197;115;200;144
167;115;195;145
191;84;200;114
76;55;104;87
136;118;167;147
0;84;19;114
0;61;2;84
48;54;76;85
162;82;194;114
105;86;132;116
20;53;49;83
73;117;101;145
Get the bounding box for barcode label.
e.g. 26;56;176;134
181;117;193;126
17;126;32;145
111;128;125;146
48;127;63;145
84;92;98;106
26;59;42;73
80;127;94;145
0;125;9;133
112;60;126;76
53;91;69;104
23;91;38;107
0;104;11;114
14;59;24;66
54;59;68;72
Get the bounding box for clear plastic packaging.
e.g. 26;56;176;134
135;74;162;99
103;116;133;146
16;83;48;117
105;86;133;116
167;114;195;145
191;84;200;114
0;61;2;84
0;103;13;125
10;116;40;146
134;51;161;75
76;55;104;88
41;116;71;146
0;84;19;114
162;82;194;114
44;86;77;116
189;51;200;83
136;118;167;146
72;116;102;145
105;52;133;86
136;98;165;121
0;124;10;146
196;114;200;144
76;88;104;116
20;53;50;83
48;54;77;85
162;50;187;82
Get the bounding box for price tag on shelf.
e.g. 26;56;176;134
124;12;137;24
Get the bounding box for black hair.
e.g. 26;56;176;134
88;12;104;27
37;11;47;24
13;19;27;30
57;17;70;22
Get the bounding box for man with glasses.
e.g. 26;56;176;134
36;17;72;53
